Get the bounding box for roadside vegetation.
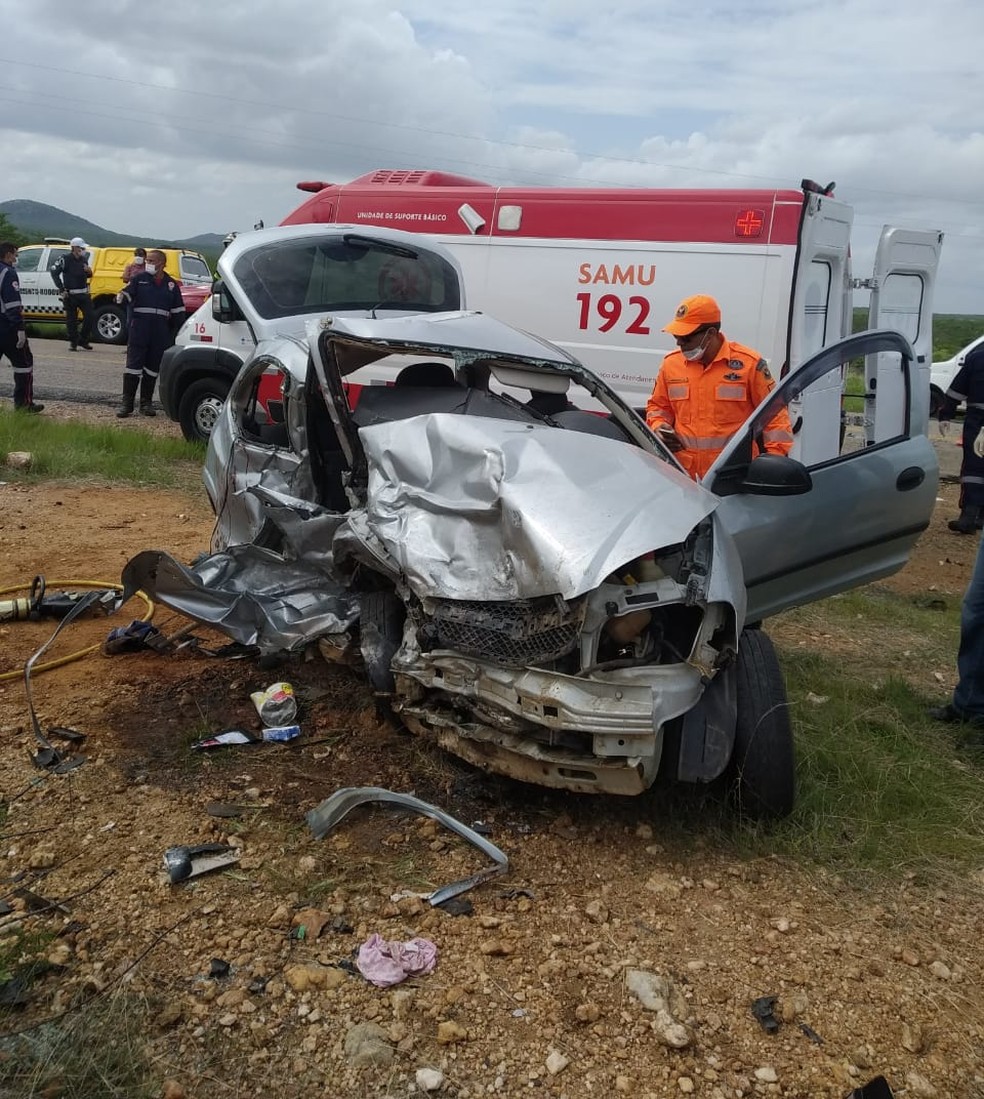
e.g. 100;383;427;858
0;408;203;490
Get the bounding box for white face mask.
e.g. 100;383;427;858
145;263;157;275
681;332;710;361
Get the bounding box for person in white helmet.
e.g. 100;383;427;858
50;237;94;350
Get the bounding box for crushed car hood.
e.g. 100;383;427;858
358;413;718;602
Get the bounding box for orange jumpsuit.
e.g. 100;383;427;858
645;337;794;480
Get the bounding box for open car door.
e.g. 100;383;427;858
703;330;938;623
865;227;942;441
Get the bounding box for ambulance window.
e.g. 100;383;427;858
233;236;461;319
801;261;832;359
877;273;924;344
45;248;69;272
15;247;42;273
180;255;212;283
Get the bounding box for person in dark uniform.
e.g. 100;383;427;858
50;237;94;351
115;250;186;418
0;242;44;412
938;341;984;534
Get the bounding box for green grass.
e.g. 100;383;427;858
700;583;984;879
0;408;203;488
852;308;984;361
0;992;156;1098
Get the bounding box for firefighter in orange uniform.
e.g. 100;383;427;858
645;294;794;480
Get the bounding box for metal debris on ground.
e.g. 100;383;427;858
845;1077;895;1099
190;730;258;750
305;786;509;906
799;1021;824;1044
751;994;781;1033
163;843;241;884
209;959;231;979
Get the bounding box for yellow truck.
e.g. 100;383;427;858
15;239;213;344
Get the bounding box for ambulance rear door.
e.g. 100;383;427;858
864;227;942;442
784;190;854;466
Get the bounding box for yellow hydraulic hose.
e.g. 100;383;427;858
0;580;155;681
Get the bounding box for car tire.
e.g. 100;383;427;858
359;590;406;695
94;303;127;345
177;378;231;443
728;628;795;819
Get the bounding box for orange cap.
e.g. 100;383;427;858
662;294;722;336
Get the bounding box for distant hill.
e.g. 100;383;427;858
0;199;225;253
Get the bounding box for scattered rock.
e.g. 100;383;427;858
575;1001;601;1023
678;1077;695;1093
901;948;921;967
905;1071;936;1097
625;969;692;1048
584;899;609;923
6;452;33;470
161;1081;187;1099
902;1021;927;1054
436;1020;468;1044
929;960;951;980
416;1067;444;1092
754;1066;778;1083
343;1021;393;1068
545;1049;569;1075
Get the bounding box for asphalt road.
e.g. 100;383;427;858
1;335;124;406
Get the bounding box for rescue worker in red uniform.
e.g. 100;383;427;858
115;250;185;418
645;294;793;480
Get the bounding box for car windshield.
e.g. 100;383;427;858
232;235;461;319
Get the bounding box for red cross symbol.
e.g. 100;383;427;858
735;209;764;237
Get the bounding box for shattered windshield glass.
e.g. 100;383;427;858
232;235;461;319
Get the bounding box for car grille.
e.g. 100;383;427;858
418;595;585;666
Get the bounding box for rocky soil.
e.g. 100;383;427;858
0;426;982;1098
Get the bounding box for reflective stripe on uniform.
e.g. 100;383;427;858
946;388;968;401
763;428;794;444
133;307;171;317
67;289;89;295
716;383;746;399
967;402;984;410
677;432;733;450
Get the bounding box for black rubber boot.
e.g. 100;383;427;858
117;374;140;419
138;373;157;417
948;506;984;534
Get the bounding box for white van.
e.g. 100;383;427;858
931;335;984;413
163;172;942;453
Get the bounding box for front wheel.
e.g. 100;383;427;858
94;303;127;345
728;629;795;819
177;378;230;443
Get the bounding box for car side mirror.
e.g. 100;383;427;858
211;279;241;323
738;453;812;496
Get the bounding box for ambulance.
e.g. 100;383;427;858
163;170;943;453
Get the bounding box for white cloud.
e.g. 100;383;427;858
0;0;982;309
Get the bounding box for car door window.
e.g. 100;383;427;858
179;255;211;283
15;247;43;273
705;331;937;622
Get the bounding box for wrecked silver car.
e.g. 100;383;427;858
128;312;938;819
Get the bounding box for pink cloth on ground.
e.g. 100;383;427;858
356;932;439;987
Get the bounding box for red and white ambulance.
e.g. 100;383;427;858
165;169;943;457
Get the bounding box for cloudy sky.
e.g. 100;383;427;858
2;0;982;311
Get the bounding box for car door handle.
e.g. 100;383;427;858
896;466;925;492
